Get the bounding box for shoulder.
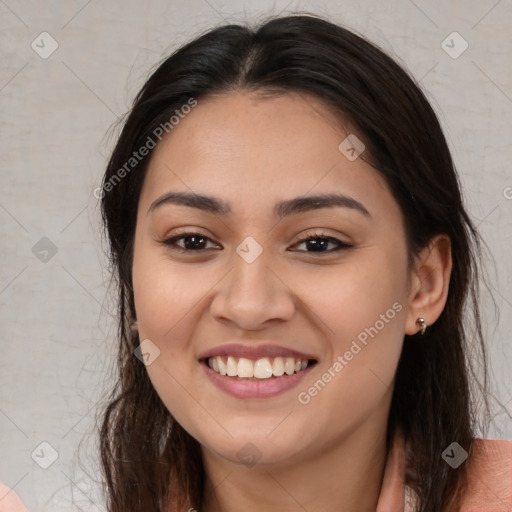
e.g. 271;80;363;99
0;482;28;512
460;438;512;511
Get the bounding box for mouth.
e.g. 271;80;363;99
200;355;318;399
202;355;316;380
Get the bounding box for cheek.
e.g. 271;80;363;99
297;252;407;348
131;242;214;437
131;238;225;368
132;239;212;343
295;254;407;424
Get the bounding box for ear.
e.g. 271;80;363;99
405;234;452;335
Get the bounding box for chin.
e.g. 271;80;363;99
198;428;310;468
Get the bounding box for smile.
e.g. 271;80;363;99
201;357;317;399
207;355;312;379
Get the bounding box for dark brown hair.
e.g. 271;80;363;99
98;12;495;512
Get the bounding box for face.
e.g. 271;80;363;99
132;90;411;468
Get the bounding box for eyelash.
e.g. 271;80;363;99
160;231;352;255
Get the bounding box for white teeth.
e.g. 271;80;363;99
226;356;237;377
254;358;273;379
272;357;285;376
284;357;295;375
217;357;227;376
207;355;311;379
237;357;254;378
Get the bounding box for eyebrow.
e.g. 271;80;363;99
147;191;371;218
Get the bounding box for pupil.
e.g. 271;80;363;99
185;236;205;250
307;239;328;251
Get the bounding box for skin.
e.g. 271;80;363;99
131;90;452;512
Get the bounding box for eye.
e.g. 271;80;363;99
160;232;221;252
290;231;353;254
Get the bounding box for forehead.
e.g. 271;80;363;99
149;90;351;166
139;90;396;220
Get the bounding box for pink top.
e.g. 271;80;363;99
1;436;510;511
377;433;512;511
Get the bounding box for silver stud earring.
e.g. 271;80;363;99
415;317;427;335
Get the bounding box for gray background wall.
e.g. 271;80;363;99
1;1;511;510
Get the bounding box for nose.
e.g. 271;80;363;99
209;248;296;330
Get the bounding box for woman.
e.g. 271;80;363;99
97;13;511;512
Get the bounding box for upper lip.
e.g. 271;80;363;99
198;343;318;361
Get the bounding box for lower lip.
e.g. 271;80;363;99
201;360;316;399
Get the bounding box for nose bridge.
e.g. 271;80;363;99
233;239;271;295
210;237;295;327
229;238;275;305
